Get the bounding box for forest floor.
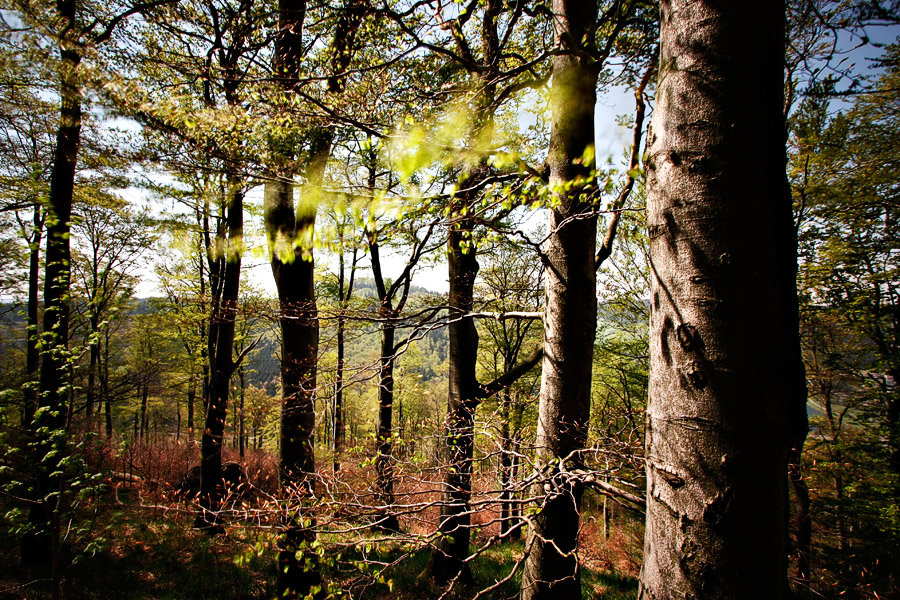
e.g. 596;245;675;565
0;467;641;600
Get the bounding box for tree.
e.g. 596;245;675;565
18;0;88;576
389;0;553;581
71;197;153;424
518;1;602;596
516;0;655;596
364;195;439;533
8;0;169;586
0;51;55;426
263;0;366;594
638;2;807;599
788;47;900;591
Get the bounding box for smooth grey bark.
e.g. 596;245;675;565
518;1;649;594
428;221;480;584
638;1;807;598
519;3;599;599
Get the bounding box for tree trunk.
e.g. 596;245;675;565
103;329;112;438
139;383;149;441
334;313;345;472
887;368;900;500
23;204;42;427
334;245;355;474
499;389;513;537
22;0;81;570
270;177;322;596
198;182;243;529
266;0;366;591
239;365;246;458
788;446;812;583
374;323;400;531
187;385;195;440
834;466;847;550
428;224;479;584
638;1;805;598
86;315;99;420
520;2;598;599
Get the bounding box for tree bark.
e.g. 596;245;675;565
187;385;195;439
373;323;400;531
499;389;519;538
198;182;243;529
428;223;480;584
23;204;43;427
239;365;246;458
788;446;811;583
22;0;81;571
265;0;322;591
86;315;99;420
366;217;412;533
333;245;355;472
103;329;112;438
334;311;345;472
520;3;598;599
139;383;149;441
638;2;806;598
265;0;364;592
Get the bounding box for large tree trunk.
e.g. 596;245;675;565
268;170;322;596
638;1;806;598
22;0;81;580
519;3;598;599
428;223;479;584
198;182;243;529
265;0;324;593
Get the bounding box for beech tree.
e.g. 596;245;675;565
263;0;366;594
518;0;652;597
638;1;807;598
